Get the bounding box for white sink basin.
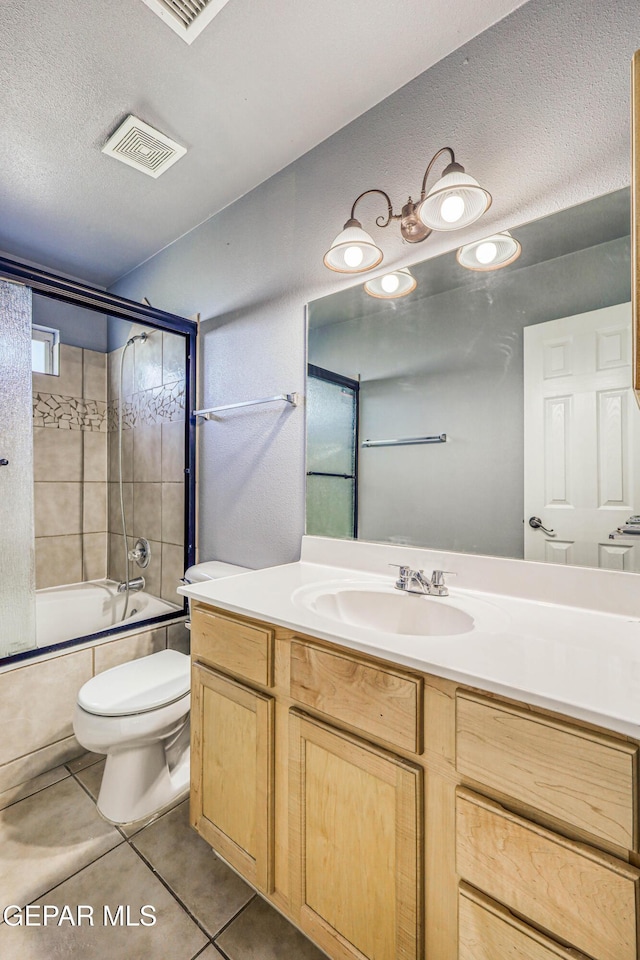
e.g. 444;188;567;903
292;581;508;638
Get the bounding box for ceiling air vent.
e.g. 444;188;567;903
139;0;233;44
102;116;187;179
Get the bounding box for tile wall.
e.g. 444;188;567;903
107;329;187;605
0;618;189;794
33;345;108;588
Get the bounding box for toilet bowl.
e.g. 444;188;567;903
73;560;251;825
73;650;191;824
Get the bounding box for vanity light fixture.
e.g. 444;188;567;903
456;231;522;271
364;268;417;299
323;147;492;274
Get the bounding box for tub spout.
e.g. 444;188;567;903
117;577;145;594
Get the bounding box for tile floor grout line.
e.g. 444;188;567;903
127;838;217;943
65;755;103;775
210;894;257;945
208;942;233;960
72;771;211;933
190;942;221;960
71;769;105;806
0;771;72;813
7;839;128;917
3;769;273;955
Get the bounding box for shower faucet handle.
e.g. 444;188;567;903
128;538;151;569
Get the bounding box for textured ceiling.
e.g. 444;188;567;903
0;0;527;286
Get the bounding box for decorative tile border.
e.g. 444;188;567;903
33;393;108;432
33;380;185;432
107;379;186;431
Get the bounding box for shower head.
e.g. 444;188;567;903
126;332;148;346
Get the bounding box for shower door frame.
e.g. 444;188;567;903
306;363;360;539
0;254;197;666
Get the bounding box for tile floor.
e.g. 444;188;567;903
0;753;326;960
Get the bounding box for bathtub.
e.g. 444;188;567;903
36;580;181;648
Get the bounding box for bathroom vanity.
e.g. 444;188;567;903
181;538;640;960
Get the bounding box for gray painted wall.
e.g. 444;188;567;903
32;295;108;352
110;0;638;569
309;236;631;558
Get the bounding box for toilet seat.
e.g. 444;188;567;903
78;649;190;717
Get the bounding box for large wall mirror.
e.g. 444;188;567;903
306;186;640;572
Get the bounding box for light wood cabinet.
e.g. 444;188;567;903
456;691;638;849
290;639;423;754
289;709;423;960
458;884;591;960
190;661;275;892
456;788;640;960
189;601;640;960
191;603;274;687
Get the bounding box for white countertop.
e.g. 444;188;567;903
180;549;640;741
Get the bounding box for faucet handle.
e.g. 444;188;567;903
389;563;413;587
431;569;457;585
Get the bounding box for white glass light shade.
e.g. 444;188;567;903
456;231;522;271
323;221;383;274
364;268;417;300
418;170;492;232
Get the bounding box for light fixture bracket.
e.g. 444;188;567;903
439;160;464;180
399;199;432;244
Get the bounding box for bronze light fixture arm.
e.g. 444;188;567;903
348;186;429;243
348;188;400;229
419;146;458;199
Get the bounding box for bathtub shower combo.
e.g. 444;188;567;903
0;263;200;825
35;580;176;648
29;327;183;650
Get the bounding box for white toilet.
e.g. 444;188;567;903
73;560;250;825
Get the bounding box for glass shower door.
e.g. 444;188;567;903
306;367;358;539
0;280;36;657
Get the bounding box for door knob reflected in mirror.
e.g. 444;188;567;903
528;516;556;537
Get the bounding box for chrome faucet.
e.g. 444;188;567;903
117;576;145;594
391;565;455;597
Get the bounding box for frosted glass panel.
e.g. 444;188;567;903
307;376;356;475
306;475;355;540
0;280;36;657
306;372;357;538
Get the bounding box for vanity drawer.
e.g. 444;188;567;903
456;788;640;960
290;639;423;754
456;691;638;850
458;883;590;960
191;605;274;687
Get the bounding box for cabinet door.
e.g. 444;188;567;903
191;662;275;892
289;710;423;960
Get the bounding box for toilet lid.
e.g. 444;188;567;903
78;650;190;717
184;560;250;582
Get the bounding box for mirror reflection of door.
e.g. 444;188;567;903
524;302;640;571
306;365;359;539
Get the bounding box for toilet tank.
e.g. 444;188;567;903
184;560;251;583
182;561;252;631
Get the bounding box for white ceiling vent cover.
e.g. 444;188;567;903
102;116;187;179
140;0;233;44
